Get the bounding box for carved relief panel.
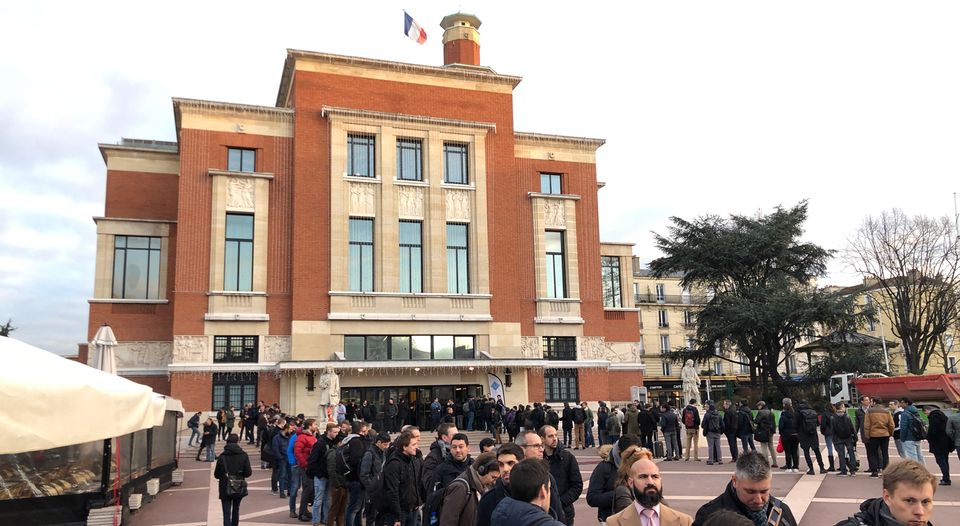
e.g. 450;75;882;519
349;182;377;216
543;199;566;228
445;189;471;222
521;337;542;359
172;335;211;363
397;185;425;219
263;336;291;363
226;177;255;210
114;342;173;369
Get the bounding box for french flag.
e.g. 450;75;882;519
404;11;427;44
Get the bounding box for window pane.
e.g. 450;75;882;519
224;242;239;291
112;248;125;298
226;214;253;239
540;173;561;194
349;218;373;242
454;336;474;359
391;336;411;360
237;242;253;291
348;135;375;177
148;249;160;298
433;336;453;359
444;143;467;184
360;245;373;292
241;149;255;172
228;148;241;171
447;224;466;247
447;251;458;293
397;138;422;181
410;247;422;292
411;336;431;360
367;336;388;360
545;231;562;253
124;248;149;299
456;251;468;293
344;336;365;360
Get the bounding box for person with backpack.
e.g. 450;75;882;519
659;405;680;460
426;433;473;503
924;406;953;486
541;425;583;526
326;435;348;526
272;421;295;499
380;430;422;526
187;411;201;447
545;405;560;429
571;402;586;450
753;401;777;467
439;451;500;526
831;402;858;476
778;398;801;473
865;398;895;477
606;407;623;446
583;402;596;448
898;397;926;466
342;421;370;526
681;399;701;462
597;404;609;446
422;422;458;495
721;400;740;462
736;400;756;454
360;433;390;526
307;422;338;526
797;401;826;475
259;417;280;494
214;434;252;526
702;401;725;464
506;407;520;443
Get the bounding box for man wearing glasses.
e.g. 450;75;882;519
476;433;566;526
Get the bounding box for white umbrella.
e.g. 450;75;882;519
91;323;118;375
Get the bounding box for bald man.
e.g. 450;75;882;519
606;457;693;526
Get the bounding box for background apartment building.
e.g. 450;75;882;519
84;13;644;416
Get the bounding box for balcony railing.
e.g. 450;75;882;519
635;293;710;305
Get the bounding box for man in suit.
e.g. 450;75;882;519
605;456;693;526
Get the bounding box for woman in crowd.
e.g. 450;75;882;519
214;434;252;526
778;398;801;473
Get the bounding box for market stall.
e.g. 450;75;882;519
0;337;182;525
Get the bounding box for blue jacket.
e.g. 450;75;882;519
272;431;291;465
491;497;565;526
900;405;921;442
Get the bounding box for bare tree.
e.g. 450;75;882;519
0;319;14;337
846;209;960;374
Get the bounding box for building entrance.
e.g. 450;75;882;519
340;384;483;431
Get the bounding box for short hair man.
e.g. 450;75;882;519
605;456;693;526
422;422;459;494
540;425;583;526
834;460;936;526
693;452;797;526
428;432;473;493
490;459;565;526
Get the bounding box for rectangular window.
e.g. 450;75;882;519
343;335;474;360
949;356;957;374
396;138;423;181
399;220;422;293
224;214;254;291
540;173;561;194
739;353;750;374
544;369;578;403
686;337;695;351
443;143;468;184
213;336;258;363
662;362;672;376
714;361;723;375
349;218;374;292
545;231;566;298
212;373;257;411
112;236;161;299
348;134;375;177
655;283;666;302
660;335;670;354
446;223;469;293
787;355;798;375
683;310;695;327
658;310;669;328
601;256;622;307
227;148;255;172
543;336;577;360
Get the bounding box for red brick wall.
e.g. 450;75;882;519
88;302;174;342
578;368;610;402
258;374;281;406
608;370;645;401
171;373;213;412
105;170;178;220
444;40;480;66
125;375;172;395
526;369;545;402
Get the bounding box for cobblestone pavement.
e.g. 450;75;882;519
129;430;960;525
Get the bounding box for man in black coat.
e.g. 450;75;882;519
426;433;473;494
694;452;797;526
638;404;658;450
541;425;583;526
722;400;740;462
476;441;565;526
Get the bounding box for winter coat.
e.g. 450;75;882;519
833;496;929;526
754;408;776;442
638;409;657;434
892;408;903;441
606;412;623;436
327;446;346;489
778;409;799;437
722;408;739;437
202;422;219;446
545;444;583;521
597;408;609;434
864;407;893;439
359;445;384;490
421;439;449;494
659;409;679;434
439;466;486;526
586;443;621;522
562;406;574;429
477;475;566;526
737;405;754;438
490;497;565;526
927;409;954;455
306;435;336;479
187;414;200;429
572;406;586;424
798;406;821;447
693;481;797;526
214;442;252;500
385;402;399;418
341;433;367;481
429;454;473;495
899;404;921;442
701;408;724;435
381;451;422;524
625;407;640;436
271;431;291;466
947;411;960;450
832;412;857;443
820;410;834;437
681;405;701;430
293;430;317;468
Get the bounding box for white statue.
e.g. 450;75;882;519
317;366;340;422
680;359;701;406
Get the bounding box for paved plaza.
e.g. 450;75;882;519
129;430;960;526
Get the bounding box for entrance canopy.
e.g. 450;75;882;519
0;337;168;455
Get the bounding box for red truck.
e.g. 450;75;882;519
829;372;960;411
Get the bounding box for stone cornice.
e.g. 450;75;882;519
173;97;294;136
321;106;496;132
514;131;606;151
277;49;522;107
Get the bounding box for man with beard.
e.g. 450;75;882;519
605;457;693;526
694;452;797;526
834;460;937;526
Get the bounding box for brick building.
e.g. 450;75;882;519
86;13;643;417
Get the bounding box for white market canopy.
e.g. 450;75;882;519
0;337;169;455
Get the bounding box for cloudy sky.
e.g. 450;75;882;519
2;1;959;355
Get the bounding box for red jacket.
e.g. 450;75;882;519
294;431;318;468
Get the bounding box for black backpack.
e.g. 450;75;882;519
422;477;469;526
802;410;819;434
546;410;560;427
335;438;357;477
708;414;722;433
366;450;394;512
911;414;928;440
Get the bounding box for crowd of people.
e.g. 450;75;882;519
185;395;958;526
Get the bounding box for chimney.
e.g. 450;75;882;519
441;13;482;66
